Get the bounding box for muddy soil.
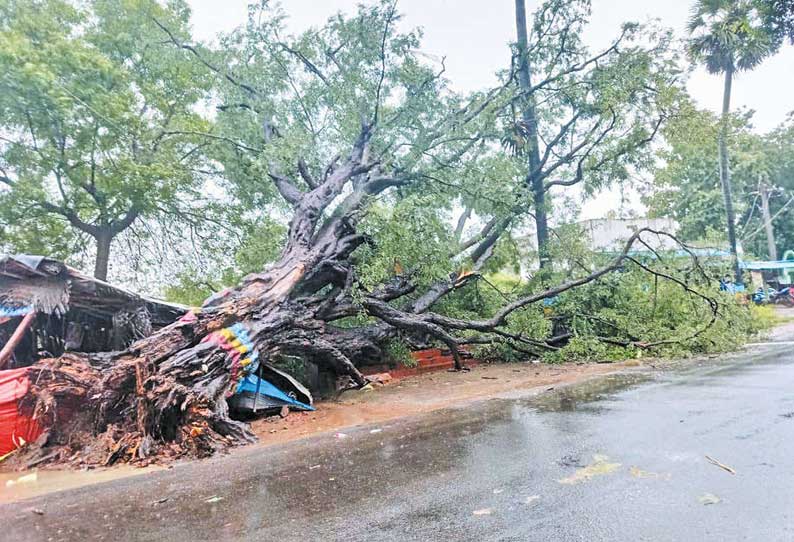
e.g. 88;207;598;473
249;359;641;446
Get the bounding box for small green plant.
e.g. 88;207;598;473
384;338;416;368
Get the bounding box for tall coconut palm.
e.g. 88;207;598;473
688;0;776;283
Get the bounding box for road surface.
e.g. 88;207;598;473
3;343;794;541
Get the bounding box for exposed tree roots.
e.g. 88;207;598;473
7;114;719;469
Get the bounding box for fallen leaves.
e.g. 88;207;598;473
558;454;621;485
698;493;721;505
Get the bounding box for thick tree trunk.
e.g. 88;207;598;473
14;126;393;467
11;107;707;468
760;180;778;260
718;67;742;284
514;0;550;269
94;229;112;281
17;247;385;466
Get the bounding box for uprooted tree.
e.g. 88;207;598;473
14;1;724;466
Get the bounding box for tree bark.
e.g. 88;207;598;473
718;67;742;284
514;0;550;269
760;180;778;260
94;229;112;281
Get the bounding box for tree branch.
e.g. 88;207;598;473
153;17;260;98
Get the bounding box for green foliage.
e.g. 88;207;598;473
543;336;632;364
751;117;794;256
163;217;286;306
646;104;753;242
383;338;415;368
646;101;794;258
544;264;764;362
757;0;794;44
0;0;216;277
688;0;778;75
446;246;766;364
0;0;775;370
508;0;684;197
356;196;455;291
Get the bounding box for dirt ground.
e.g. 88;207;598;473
249;359;640;445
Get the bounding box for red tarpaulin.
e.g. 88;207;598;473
0;368;42;455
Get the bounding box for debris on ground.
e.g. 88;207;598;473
705;455;736;475
557;454;583;468
367;373;393;386
524;495;540;505
698;493;721;505
559;454;621;485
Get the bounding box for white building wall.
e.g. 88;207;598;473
578;218;680;251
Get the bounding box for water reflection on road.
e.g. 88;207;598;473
3;344;794;541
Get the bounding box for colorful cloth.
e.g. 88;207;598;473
201;322;260;396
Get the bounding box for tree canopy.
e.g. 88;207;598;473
0;0;216;279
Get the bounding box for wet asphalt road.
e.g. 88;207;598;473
4;344;794;541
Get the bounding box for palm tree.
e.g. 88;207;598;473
688;0;776;283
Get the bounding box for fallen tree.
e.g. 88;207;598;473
8;1;720;467
15;141;717;466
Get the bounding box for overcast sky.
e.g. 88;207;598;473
186;0;794;219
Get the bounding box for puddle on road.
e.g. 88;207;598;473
527;372;651;413
558;454;622;484
0;465;162;503
0;370;656;506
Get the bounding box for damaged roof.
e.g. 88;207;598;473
0;254;186;325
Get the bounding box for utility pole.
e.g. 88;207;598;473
760;179;778;261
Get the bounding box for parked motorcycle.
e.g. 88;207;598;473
771;286;794;307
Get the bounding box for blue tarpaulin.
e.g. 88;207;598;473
235;374;315;411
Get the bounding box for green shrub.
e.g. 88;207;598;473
441;260;768;365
